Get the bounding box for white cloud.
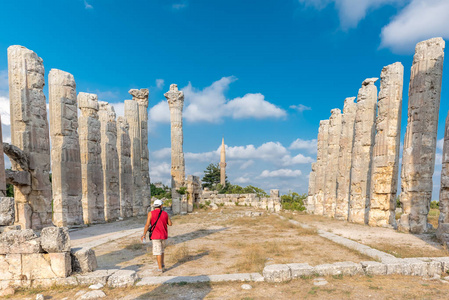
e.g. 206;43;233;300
172;2;187;10
290;104;312;113
380;0;449;53
260;169;302;178
156;79;165;89
235;177;251;184
0;97;10;126
289;138;317;153
153;147;171;159
84;0;93;10
298;0;405;29
110;102;125;117
150;161;171;186
240;160;254;170
437;138;444;151
149;77;286;124
282;153;315;165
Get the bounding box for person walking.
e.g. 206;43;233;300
141;199;172;273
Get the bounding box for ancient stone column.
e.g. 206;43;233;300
399;38;445;233
0;115;6;197
220;137;227;187
348;78;378;225
78;92;104;224
116;116;133;218
49;69;83;227
124;100;142;216
7;45;52;230
437;112;449;246
129;89;151;213
323;109;342;217
369;62;403;228
335;97;357;220
164;84;186;196
306;162;316;214
98;102;120;221
313;120;329;215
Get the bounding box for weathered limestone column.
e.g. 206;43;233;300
98;102;120;221
369;62;403;227
399;38;445;233
437;112;449;245
0;115;6;197
116;116;133;218
78;92;104;224
49;69;83;227
220;137;227;187
129;89;151;212
164;84;186;196
313;120;329;215
323;109;342;217
124;100;142;216
348;78;378;224
335;97;357;220
306;162;316;214
7;45;52;230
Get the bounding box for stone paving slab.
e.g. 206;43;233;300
136;273;264;286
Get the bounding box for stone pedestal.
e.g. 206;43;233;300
348;78;378;224
78;93;104;224
335;97;356;220
116;117;133;218
7;45;52;230
398;37;445;233
313;120;330;215
437;112;449;245
98;102;120;221
369;62;403;227
49;69;83;227
323;109;342;217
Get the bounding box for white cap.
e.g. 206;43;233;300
153;199;163;207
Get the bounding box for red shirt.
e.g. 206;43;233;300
150;209;169;240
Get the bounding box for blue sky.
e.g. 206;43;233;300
0;0;448;198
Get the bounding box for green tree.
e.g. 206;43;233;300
150;183;171;199
222;184;268;198
202;163;224;189
281;191;307;211
6;184;14;197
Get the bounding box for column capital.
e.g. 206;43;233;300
164;84;184;108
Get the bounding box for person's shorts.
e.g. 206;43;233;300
152;239;165;255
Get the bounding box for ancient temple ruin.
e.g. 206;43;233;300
437;112;449;246
312;120;329;216
220;137;226;187
116;117;133;218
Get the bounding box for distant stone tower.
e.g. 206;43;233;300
220;138;226;187
165;84;185;192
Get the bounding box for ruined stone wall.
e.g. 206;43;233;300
7;45;52;230
200;190;282;212
129;89;151;213
98;102;120;221
116;117;133;219
186;175;201;213
124;100;142;216
437;112;449;246
78;93;104;224
49;69;83;227
0;115;6;197
313;120;329;215
369;62;403;227
399;38;445;234
335;97;356;220
323;109;342;217
348;78;378;225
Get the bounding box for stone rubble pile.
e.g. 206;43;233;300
307;37;448;237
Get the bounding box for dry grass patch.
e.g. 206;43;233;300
368;242;448;258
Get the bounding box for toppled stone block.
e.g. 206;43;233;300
287;263;314;278
80;290;106;299
0;198;14;226
361;261;387;275
75;269;118;285
263;264;291;282
0;229;41;254
417;258;443;277
107;269;137;287
71;247;98;273
40;227;70;253
0;225;21;234
332;261;364;276
22;252;71;279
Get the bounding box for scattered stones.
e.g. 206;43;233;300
0;229;41;254
210;203;219;210
107;269;137;287
36;294;44;300
89;283;104;290
40;227;71;253
79;290;106;299
263;264;291;283
0;287;15;297
71;247;98;273
313;277;328;286
241;284;252;290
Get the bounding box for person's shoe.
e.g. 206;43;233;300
157;268;163;274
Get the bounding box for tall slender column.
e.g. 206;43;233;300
306;162;316;214
78;92;104;224
348;78;378;224
49;69;83;227
335;97;356;220
164;84;185;194
313;120;329;215
129;89;151;212
369;62;403;227
220;137;226;187
0;115;6;197
98;102;120;221
7;45;52;230
399;38;445;233
437;112;449;245
117;116;133;218
323;108;342;217
124;100;142;216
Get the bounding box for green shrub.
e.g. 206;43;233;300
430;200;439;209
281;192;306;211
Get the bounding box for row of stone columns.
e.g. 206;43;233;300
3;45;151;229
307;37;446;235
